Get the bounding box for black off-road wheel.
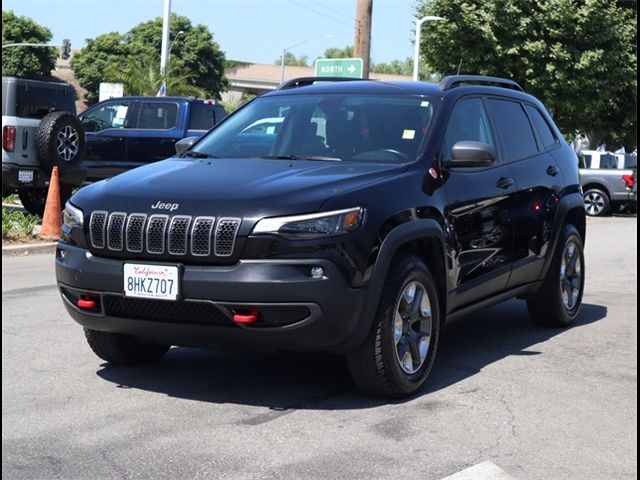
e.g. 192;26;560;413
18;185;73;217
35;111;85;172
527;224;585;327
84;329;170;365
347;254;441;398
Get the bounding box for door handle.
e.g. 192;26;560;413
495;177;515;189
160;139;176;144
546;165;560;176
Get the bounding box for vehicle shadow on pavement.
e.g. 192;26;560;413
96;300;606;410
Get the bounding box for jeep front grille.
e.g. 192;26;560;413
89;212;241;258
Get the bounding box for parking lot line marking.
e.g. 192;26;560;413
440;461;516;480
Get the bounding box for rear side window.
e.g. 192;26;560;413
188;102;219;130
624;154;637;169
579;154;592;169
137;102;178;129
600;154;617;169
16;84;76;118
525;105;557;149
442;97;495;162
487;98;538;161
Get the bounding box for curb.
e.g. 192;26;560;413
2;242;58;257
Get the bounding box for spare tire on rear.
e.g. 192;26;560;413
35;111;85;172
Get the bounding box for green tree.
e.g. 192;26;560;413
2;10;57;78
104;55;205;97
71;32;129;103
416;0;637;149
323;45;354;58
72;13;227;103
274;52;309;67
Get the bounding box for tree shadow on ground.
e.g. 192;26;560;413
96;301;606;410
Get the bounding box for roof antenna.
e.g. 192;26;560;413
456;58;463;75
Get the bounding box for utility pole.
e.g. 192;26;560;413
353;0;372;79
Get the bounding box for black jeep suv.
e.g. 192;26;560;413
56;76;586;398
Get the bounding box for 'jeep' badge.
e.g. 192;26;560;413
151;201;179;211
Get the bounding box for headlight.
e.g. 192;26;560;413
62;201;84;229
252;207;364;239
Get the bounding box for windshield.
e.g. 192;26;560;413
190;93;435;163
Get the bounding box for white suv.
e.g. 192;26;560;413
2;76;86;215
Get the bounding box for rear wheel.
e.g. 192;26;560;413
583;188;610;216
347;254;441;398
35;111;85;172
84;329;170;364
527;224;585;327
18;185;72;217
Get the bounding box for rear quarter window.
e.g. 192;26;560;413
189;102;225;130
525;105;557;149
16;84;76;118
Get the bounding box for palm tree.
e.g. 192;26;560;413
105;54;206;97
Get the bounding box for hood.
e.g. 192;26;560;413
72;157;407;220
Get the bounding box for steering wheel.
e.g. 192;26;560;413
380;149;409;161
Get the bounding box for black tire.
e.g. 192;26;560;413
347;254;441;398
18;185;73;217
583;188;610;217
527;224;585;327
84;329;170;365
35;111;85;172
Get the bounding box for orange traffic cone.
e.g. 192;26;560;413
40;166;62;239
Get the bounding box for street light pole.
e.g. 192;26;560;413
280;34;332;84
160;0;172;76
412;15;446;81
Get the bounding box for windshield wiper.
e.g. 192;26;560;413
182;151;219;159
259;154;342;162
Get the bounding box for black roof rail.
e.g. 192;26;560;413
277;76;367;90
439;75;523;92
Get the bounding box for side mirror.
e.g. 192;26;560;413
175;136;199;154
445;141;496;168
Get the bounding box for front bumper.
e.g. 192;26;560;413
55;243;369;353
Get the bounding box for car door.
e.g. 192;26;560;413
127;100;182;164
441;97;517;311
485;98;563;288
80;99;136;180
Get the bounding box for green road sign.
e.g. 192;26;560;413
315;58;363;78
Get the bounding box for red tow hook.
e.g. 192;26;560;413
77;295;97;309
232;308;260;324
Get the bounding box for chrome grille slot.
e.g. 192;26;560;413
125;214;147;253
107;213;126;251
214;218;241;257
146;215;169;254
89;211;107;249
191;217;215;256
168;216;192;255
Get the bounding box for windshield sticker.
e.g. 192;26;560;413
402;129;416;140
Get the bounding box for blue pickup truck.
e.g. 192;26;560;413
78;96;226;180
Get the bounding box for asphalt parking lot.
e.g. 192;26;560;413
2;215;637;480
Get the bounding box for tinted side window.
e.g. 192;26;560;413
600;154;617;169
525;105;557;148
188;103;217;130
579;154;592;169
487;99;538;161
624;154;637;169
137;102;178;129
81;102;131;132
442;98;495;162
16;84;76;118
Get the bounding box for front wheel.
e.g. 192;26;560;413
84;329;170;364
18;185;73;217
347;254;441;398
527;224;585;327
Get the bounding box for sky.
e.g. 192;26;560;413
4;0;419;66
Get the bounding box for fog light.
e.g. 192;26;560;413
311;266;324;278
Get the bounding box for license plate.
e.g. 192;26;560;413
123;263;179;300
18;170;34;183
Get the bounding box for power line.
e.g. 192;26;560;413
286;0;355;29
313;1;358;22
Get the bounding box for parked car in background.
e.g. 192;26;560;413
577;151;636;216
78;96;226;181
2;76;86;215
